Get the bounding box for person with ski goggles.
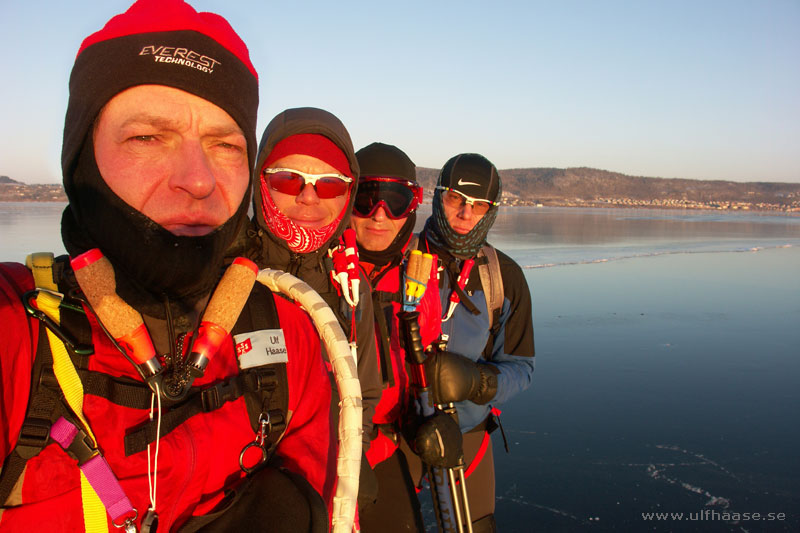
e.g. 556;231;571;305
349;142;434;531
351;144;423;268
245;107;383;515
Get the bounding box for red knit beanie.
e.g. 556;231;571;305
263;134;353;177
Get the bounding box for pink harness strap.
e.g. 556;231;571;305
50;416;135;521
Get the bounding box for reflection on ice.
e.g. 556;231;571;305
646;463;731;509
654;444;740;482
517;243;796;270
497;483;589;525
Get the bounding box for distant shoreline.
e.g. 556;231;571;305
3;168;800;213
515;199;800;214
2;198;798;216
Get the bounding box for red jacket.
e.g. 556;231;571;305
0;262;334;532
364;256;441;467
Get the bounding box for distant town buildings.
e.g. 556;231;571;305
3;177;798;213
496;191;800;213
0;182;66;202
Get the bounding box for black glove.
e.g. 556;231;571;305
424;351;499;405
357;451;379;510
413;411;464;468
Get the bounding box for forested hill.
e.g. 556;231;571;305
415;167;800;212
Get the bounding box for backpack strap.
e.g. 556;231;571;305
24;253;98;446
121;366;287;456
4;253;121;531
477;245;504;335
0;316;63;505
371;290;399;388
230;282;289;456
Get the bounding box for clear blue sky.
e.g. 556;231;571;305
1;0;798;184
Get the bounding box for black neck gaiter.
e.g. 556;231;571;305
423;189;498;259
358;212;416;268
61;135;247;318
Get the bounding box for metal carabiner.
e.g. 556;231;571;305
23;290;94;355
257;411;272;445
238;412;272;474
111;509;139;533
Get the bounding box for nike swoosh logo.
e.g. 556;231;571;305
457;178;480;186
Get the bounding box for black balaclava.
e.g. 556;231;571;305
59;0;259;317
424;153;502;258
354;142;419;268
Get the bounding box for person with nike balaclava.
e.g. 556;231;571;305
416;153;535;533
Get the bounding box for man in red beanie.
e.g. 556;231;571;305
244;107;383;514
0;1;334;531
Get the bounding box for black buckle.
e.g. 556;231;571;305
254;368;278;392
37;366;60;390
200;385;221;412
200;379;240;412
67;427;98;464
16;418;51;459
266;408;286;433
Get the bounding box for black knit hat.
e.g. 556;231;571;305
356;142;418;183
63;0;259;181
437;153;501;203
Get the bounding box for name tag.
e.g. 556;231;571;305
234;329;288;369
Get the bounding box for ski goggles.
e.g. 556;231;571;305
353;176;423;219
262;167;353;199
436;186;498;215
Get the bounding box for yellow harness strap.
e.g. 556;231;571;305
26;253;108;533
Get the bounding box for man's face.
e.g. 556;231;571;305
351;207;408;251
93;85;249;237
265;154;350;229
442;189;486;234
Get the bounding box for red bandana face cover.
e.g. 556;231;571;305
258;133;353;253
259;177;348;253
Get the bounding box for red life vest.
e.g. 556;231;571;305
0;262;335;531
365;253;441;467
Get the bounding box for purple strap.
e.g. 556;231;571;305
82;455;136;519
51;417;136;521
50;417;79;447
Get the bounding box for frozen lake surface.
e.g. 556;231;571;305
3;203;799;531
